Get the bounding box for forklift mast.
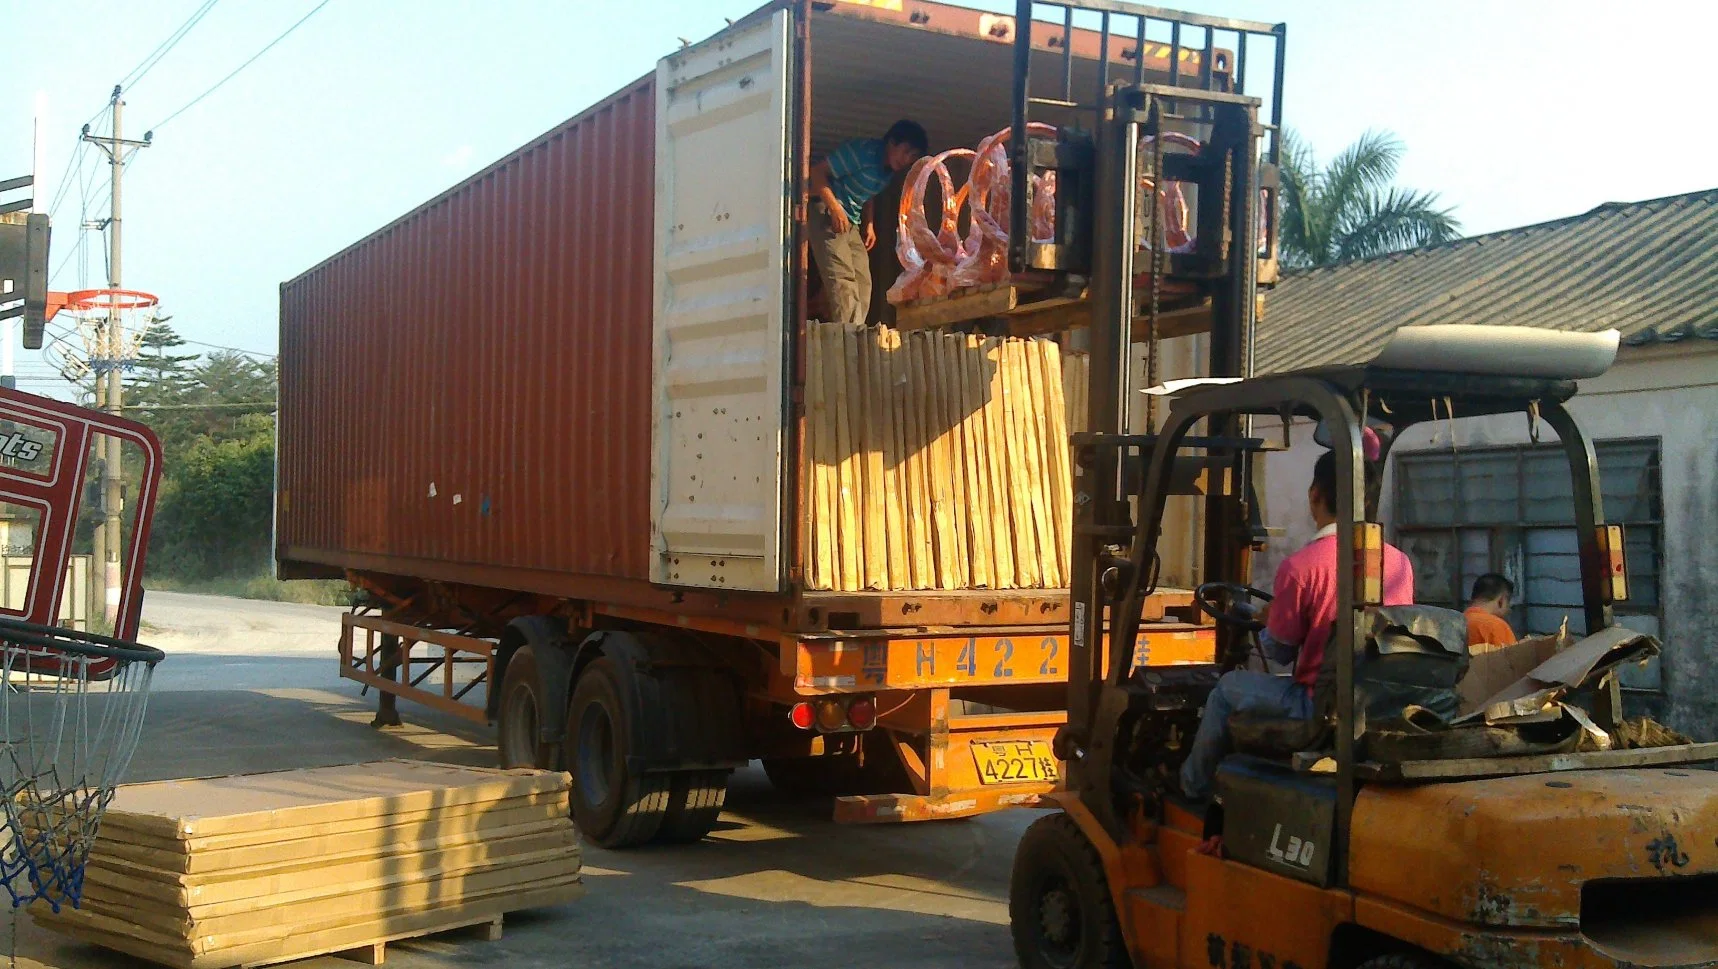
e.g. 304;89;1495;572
1003;0;1287;836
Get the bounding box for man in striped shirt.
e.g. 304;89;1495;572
809;119;929;326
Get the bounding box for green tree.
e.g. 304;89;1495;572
1278;129;1461;268
125;323;202;458
147;412;276;580
120;343;279;582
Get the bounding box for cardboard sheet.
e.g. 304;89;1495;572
36;879;584;969
1457;632;1565;715
100;761;569;839
88;798;567;874
85;853;580;937
1463;625;1661;723
84;827;577;909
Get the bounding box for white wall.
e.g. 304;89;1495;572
1251;341;1718;733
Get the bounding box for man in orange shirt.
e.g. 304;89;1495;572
1465;573;1517;647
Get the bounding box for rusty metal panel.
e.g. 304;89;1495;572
278;78;659;586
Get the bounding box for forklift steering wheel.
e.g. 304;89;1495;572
1193;582;1273;633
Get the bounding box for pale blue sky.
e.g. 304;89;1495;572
4;0;1715;395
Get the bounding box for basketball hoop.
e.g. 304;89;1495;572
60;290;159;315
58;289;161;376
0;617;163;912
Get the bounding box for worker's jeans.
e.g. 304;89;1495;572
808;200;872;326
1179;671;1313;800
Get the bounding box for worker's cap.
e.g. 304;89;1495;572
1311;419;1388;462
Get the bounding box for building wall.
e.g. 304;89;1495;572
1251;341;1718;736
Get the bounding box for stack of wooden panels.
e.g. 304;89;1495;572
34;760;582;969
806;322;1088;592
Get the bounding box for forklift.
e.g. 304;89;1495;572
996;3;1718;968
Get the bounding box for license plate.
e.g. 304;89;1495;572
971;740;1059;785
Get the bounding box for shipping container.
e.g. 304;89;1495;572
279;0;1271;845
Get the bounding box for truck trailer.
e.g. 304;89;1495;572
277;0;1281;846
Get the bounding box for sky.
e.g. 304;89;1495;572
4;0;1716;397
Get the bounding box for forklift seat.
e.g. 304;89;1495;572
1229;712;1331;757
1224;606;1469;760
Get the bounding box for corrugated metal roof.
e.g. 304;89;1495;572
1254;188;1718;374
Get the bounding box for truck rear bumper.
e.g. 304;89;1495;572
835;785;1051;823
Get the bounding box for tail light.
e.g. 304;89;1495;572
847;696;877;730
815;699;847;732
1353;522;1384;606
1596;524;1629;603
787;696;879;733
789;702;815;730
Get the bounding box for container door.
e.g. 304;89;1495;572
651;9;793;591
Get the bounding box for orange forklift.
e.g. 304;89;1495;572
993;2;1718;968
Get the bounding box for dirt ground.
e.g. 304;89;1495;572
14;592;1033;969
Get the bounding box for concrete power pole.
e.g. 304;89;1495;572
82;86;149;625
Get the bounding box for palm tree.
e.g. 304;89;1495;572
1278;129;1461;268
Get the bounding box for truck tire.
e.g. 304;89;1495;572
656;769;732;843
497;645;558;770
1010;812;1127;969
566;657;670;847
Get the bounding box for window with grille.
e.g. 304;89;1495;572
1393;438;1663;691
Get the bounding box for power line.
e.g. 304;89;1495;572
124;401;276;411
150;0;334;132
177;338;276;358
44;139;88;220
120;0;222;91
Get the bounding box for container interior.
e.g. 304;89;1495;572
794;5;1209;595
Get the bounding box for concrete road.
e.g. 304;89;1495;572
16;592;1035;969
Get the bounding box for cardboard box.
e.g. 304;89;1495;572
1457;632;1565;716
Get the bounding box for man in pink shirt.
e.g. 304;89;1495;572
1178;446;1414;801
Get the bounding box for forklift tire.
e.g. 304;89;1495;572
566;657;671;848
656;769;732;843
1010;812;1127;969
497;645;559;770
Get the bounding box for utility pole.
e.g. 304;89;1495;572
82;86;149;626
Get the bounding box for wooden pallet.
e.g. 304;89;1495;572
892;281;1081;333
319;915;503;968
891;280;1251;341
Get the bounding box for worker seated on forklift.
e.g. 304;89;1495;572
1178;432;1413;801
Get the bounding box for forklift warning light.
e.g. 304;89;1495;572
1596;524;1629;603
1354;523;1384;607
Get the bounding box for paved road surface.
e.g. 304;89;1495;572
16;591;1034;969
138;590;350;691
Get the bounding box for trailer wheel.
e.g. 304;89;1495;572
655;769;732;843
497;645;558;770
566;657;670;847
1010;812;1127;969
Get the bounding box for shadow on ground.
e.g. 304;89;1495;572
19;687;1030;969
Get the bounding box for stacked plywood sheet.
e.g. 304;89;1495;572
34;760;582;969
806;322;1088;592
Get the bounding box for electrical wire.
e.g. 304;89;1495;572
149;0;334;132
175;339;276;358
119;0;221;92
44;140;88;222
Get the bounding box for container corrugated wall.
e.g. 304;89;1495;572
278;77;658;587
